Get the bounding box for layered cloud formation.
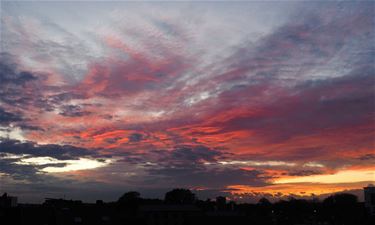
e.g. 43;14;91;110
0;1;374;202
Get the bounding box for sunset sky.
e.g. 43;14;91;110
0;1;374;203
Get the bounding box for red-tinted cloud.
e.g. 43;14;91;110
1;1;374;202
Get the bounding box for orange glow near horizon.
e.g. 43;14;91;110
228;181;374;197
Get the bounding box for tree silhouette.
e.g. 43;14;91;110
322;193;360;225
117;191;141;217
118;191;141;203
323;193;358;205
258;197;271;206
165;188;196;204
216;196;227;210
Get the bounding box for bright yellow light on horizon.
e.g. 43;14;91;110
42;158;111;173
15;156;112;173
228;169;375;197
274;169;375;184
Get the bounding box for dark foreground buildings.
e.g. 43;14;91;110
1;188;374;225
364;185;375;216
0;193;17;208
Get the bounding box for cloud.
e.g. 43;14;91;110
59;105;91;117
170;145;224;163
0;52;36;82
0;157;44;181
217;69;373;143
0;108;23;126
148;166;268;189
0;53;51;133
287;170;323;177
134;145;269;189
0;138;113;191
167;5;374;163
128;133;144;142
0;138;96;160
0;53;39;106
0;1;374;202
358;154;375;161
0;57;37;84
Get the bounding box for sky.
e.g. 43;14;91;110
0;0;374;203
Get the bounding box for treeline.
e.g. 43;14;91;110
113;188;372;225
1;189;374;225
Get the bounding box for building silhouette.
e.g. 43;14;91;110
364;184;375;216
0;193;17;208
0;190;374;225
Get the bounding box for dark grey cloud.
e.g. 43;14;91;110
287;170;323;177
0;157;43;181
0;53;85;130
0;138;108;187
116;145;225;165
128;133;144;142
0;156;118;204
147;165;268;189
0;53;49;130
170;145;223;163
357;154;375;161
59;104;91;117
0;107;23;126
0;53;40;105
0;154;66;181
136;145;268;189
0;138;96;160
0;53;37;85
105;145;266;189
48;92;87;105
